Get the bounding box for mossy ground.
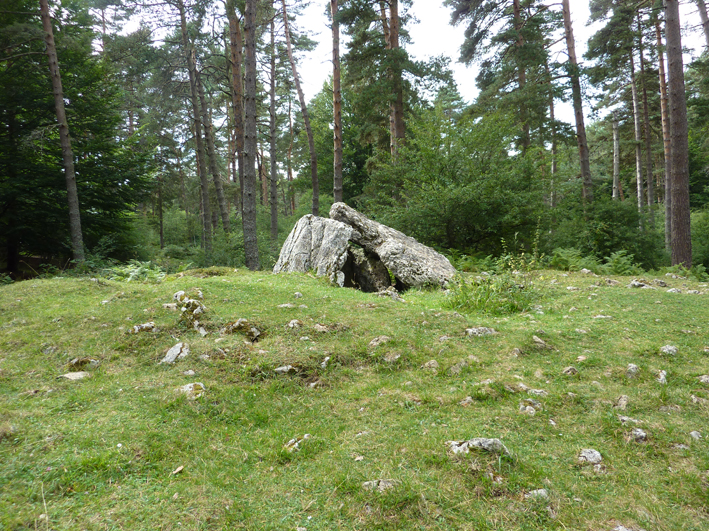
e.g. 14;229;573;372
1;269;708;530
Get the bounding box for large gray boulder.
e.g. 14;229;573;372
329;202;456;289
273;214;354;287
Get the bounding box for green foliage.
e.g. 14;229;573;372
602;250;643;276
104;260;166;283
445;272;536;315
549;248;601;272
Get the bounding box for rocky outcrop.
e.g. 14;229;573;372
329;202;456;289
273;204;456;291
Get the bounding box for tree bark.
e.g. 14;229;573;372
331;0;343;202
196;65;230;233
656;18;672;251
177;0;212;257
40;0;85;262
513;0;530;154
545;60;557;207
243;0;261;270
287;95;295;215
613;112;620;200
269;16;278;245
630;51;644;222
282;0;319;216
695;0;709;49
665;0;692;267
638;15;654;226
562;0;592;203
227;1;245;208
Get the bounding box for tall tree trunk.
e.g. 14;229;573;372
40;0;84;262
695;0;709;49
269;16;278;245
630;51;644;222
282;0;319;216
613;112;620;200
562;0;592;203
227;1;245;209
545;60;557;208
388;0;405;158
177;0;212;257
656;19;672;250
331;0;343;202
665;0;692;267
287;96;295;215
157;176;164;249
243;0;261;270
638;16;655;226
513;0;530;154
196;65;230;233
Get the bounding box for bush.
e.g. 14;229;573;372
444;272;536;315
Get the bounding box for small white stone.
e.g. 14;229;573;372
690;431;702;440
632;428;647;442
525;488;549;500
660;345;678;356
578;449;602;464
657;370;667;384
626;364;639;377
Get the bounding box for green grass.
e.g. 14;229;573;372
1;269;708;530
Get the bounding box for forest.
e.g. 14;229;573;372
2;0;709;280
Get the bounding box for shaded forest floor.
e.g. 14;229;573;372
1;269;708;530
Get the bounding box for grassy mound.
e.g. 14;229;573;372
1;269;708;530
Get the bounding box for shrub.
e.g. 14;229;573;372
445;272;536;315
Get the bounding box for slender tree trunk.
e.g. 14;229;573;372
40;0;84;262
269;17;278;245
389;0;405;158
177;0;212;257
287;96;295;215
562;0;592;203
546;61;557;208
630;52;644;222
513;0;530;154
613;112;620;200
258;146;267;206
243;0;260;270
282;0;319;216
638;15;655;227
656;19;672;250
196;65;230;233
158;177;164;249
227;1;245;210
331;0;343;202
665;0;692;267
695;0;709;49
174;147;190;217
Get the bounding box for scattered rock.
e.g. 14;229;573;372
698;375;709;384
459;396;474;407
369;335;390;348
578;449;602;464
580;268;593;275
313;323;329;333
177;382;205;399
673;443;690;450
449;360;468;375
519;405;536;416
604;278;621;286
278;303;295;308
320;356;330;369
465;327;497;337
67;357;100;370
651;279;668;287
614;395;630;410
300;336;311;341
221;319;261;342
183;370;195;376
58;371;90;381
525;489;549;500
510;348;522;357
631;428;647;442
660;345;678;356
528;388;548;397
618;415;640;424
376;286;405;301
613;525;647;531
592;314;612;319
687;289;701;294
657;370;667;384
690;395;709;405
566;286;579;291
274;365;297;375
667;288;682;293
422;360;439;371
384;352;401;363
562;366;578;376
128;321;155;334
283;433;311;452
162;303;178;311
626;364;639;377
446;438;510;456
532;335;550;349
438;335;451;342
294;292;303;299
160;343;189;364
690;431;702;440
628;280;650;289
362;479;399;493
288;319;302;329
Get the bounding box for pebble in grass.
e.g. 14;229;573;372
657;370;668;385
698;375;709;385
368;336;390;348
362;479;399;493
626;364;639;378
578;449;602;465
446;438;510;456
613;526;648;531
631;428;647;442
660;345;678;356
159;342;189;364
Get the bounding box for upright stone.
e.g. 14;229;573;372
273;214;354;286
